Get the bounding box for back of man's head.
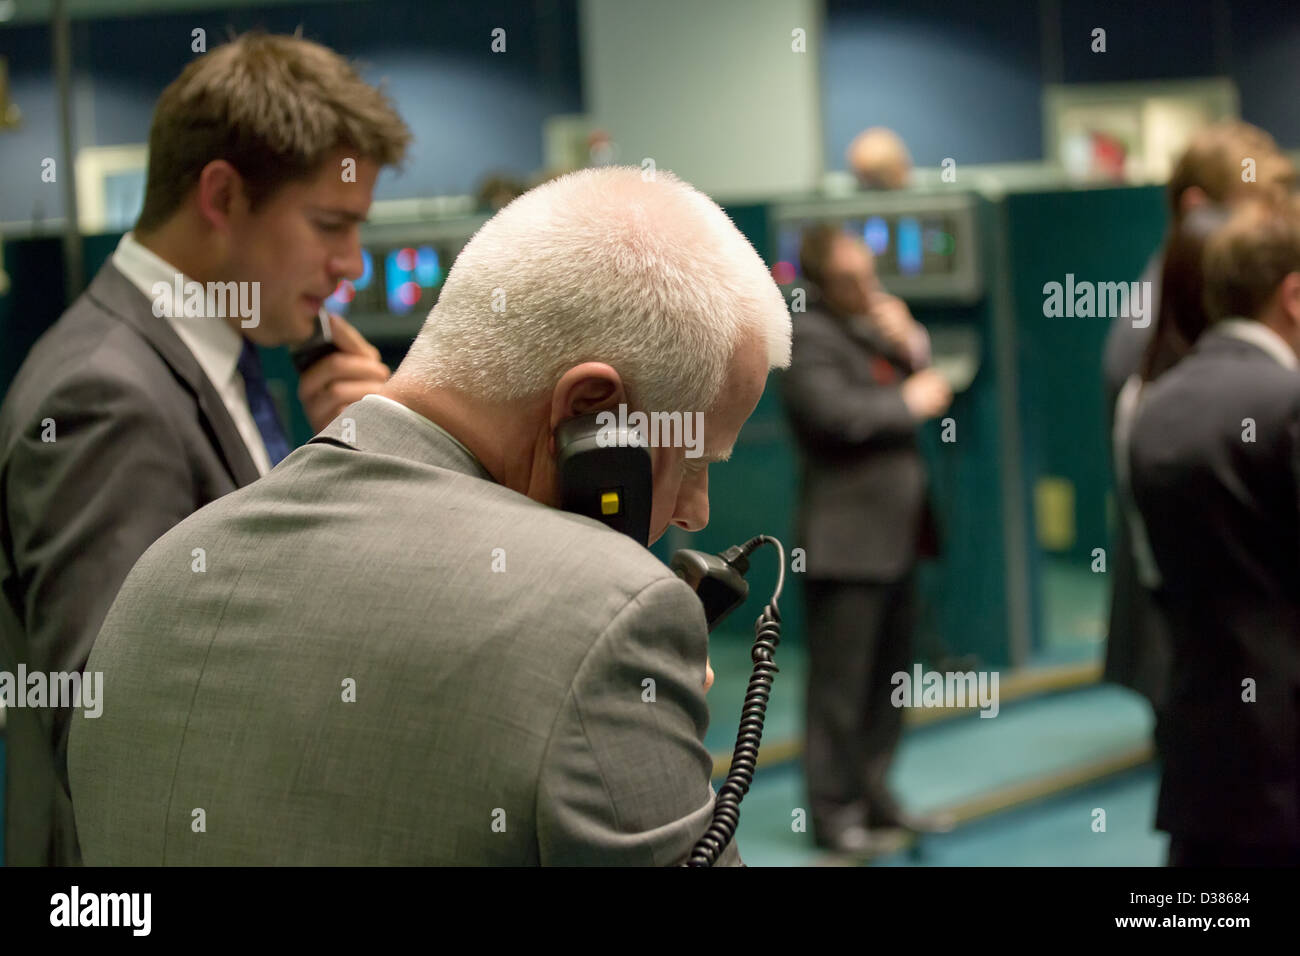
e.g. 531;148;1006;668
847;127;911;191
399;167;792;416
1167;121;1294;225
136;31;411;234
1203;195;1300;323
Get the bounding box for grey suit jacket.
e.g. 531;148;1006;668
68;394;740;866
781;302;931;581
0;261;260;865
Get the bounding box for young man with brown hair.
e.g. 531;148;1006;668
0;32;410;865
1129;197;1300;865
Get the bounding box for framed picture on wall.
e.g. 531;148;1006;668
1043;78;1239;184
74;144;148;233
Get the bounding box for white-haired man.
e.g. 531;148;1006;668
68;167;791;866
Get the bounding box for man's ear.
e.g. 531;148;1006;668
1179;186;1208;215
549;363;628;428
1280;272;1300;332
194;159;246;234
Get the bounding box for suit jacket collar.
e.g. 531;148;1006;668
311;394;496;483
86;262;262;487
1208;318;1299;371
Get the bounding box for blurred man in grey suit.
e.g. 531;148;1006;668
68;166;792;865
783;224;952;856
0;34;406;865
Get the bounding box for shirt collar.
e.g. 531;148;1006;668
1212;318;1299;371
111;231;245;389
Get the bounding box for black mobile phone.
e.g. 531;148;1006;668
290;311;340;373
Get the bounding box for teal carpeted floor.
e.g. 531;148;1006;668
730;759;1166;867
707;557;1168;866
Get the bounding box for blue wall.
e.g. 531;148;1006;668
0;0;583;223
822;0;1300;172
6;0;1300;224
824;0;1043;168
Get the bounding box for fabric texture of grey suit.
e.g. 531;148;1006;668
68;394;739;866
0;261;260;865
1129;328;1300;847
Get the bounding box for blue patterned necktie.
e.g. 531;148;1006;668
236;338;291;468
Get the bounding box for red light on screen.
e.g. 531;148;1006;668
399;281;420;306
771;261;796;285
397;247;416;271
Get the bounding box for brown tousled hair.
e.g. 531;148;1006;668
135;32;411;233
1139;205;1229;382
1202;195;1300;324
1166;121;1294;225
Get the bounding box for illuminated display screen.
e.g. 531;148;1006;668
324;248;382;317
321;244;456;319
385;245;445;316
773;214;960;286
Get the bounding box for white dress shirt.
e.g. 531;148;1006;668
111;232;272;475
1212;317;1300;370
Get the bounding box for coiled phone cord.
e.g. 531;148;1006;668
686;534;785;867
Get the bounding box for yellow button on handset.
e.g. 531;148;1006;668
600;491;620;516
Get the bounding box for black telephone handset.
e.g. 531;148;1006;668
290;310;341;374
553;412;750;631
554;413;653;547
554;410;785;865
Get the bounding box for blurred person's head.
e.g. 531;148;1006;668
847;127;912;190
1166;121;1294;226
1203;195;1300;355
134;32;411;346
475;173;528;212
799;223;880;319
1139;204;1231;382
390;167;793;544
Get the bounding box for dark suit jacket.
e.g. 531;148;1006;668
781;301;931;581
0;261;260;865
1129;327;1300;846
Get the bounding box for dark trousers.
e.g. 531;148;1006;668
803;575;915;838
1168;837;1300;866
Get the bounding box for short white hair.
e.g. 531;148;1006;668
399;166;791;414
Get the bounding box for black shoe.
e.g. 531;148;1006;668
814;825;910;858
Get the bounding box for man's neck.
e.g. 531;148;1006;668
379;378;546;499
135;222;246;338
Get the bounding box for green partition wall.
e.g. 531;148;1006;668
1003;185;1166;662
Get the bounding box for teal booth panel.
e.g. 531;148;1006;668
1003;185;1166;659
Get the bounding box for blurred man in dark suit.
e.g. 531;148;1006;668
1130;198;1300;866
1102;122;1294;715
0;33;407;865
783;224;953;856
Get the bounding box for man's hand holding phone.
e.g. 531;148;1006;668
297;314;391;432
